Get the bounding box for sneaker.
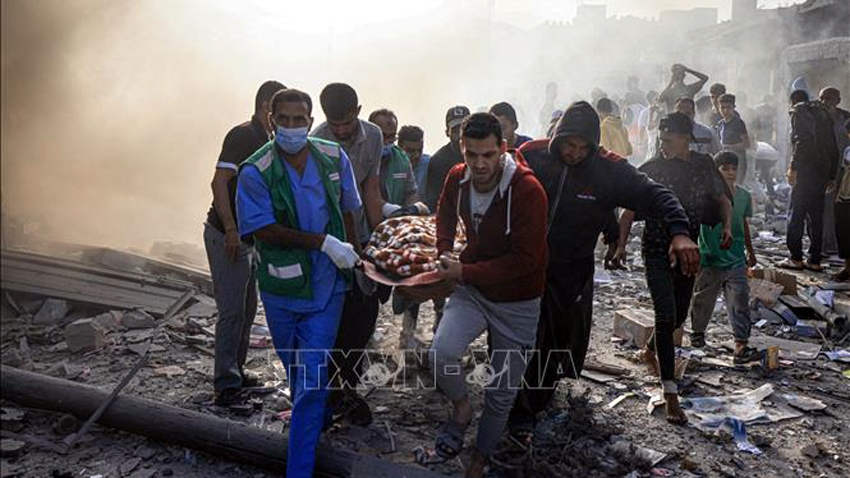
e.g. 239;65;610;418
335;392;373;427
241;370;263;388
733;346;763;365
690;333;706;348
215;388;249;407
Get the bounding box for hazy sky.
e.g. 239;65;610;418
0;0;813;252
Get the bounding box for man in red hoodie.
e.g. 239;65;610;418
428;112;548;477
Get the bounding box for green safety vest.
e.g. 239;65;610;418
240;137;350;299
383;145;412;205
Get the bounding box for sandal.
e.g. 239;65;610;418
434;418;469;460
803;262;824;272
776;258;804;270
734;346;763;365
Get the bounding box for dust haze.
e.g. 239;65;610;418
0;0;822;251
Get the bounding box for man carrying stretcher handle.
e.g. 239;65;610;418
428;112;549;478
235;88;361;478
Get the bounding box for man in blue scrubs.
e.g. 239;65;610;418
236;88;361;478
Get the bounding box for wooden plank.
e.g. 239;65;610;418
0;366;442;478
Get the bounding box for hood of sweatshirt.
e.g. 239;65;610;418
548;101;601;160
459;152;531;235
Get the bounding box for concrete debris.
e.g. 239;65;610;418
119;457;141;476
0;439;27;458
121;309;156;329
152;366;185;377
33;298;69;325
184;294;217;318
64;318;105;353
0;407;25;432
748;278;784;308
613;309;655;348
91;311;123;330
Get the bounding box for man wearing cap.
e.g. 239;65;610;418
505;101;696;444
617;112;732;425
425;106;470;212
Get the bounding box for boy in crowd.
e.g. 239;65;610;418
717;94;751;184
689;152;761;363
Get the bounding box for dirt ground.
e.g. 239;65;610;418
2;232;849;478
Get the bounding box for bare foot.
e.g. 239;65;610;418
465;449;487;478
664;393;688;425
640;348;660;377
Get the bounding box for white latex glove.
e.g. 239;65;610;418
382;202;403;218
320;235;360;269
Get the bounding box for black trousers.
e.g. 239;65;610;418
836;200;850;260
329;283;389;388
508;259;594;426
787;178;827;265
645;257;695;383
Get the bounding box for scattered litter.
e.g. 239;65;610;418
697;372;724;387
605;392;636;409
780;393;827;412
814;290;835;308
682;384;803;430
722;418;762;455
821;349;850;363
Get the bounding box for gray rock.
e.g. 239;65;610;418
64;318;105;353
33;298;69;325
120;457;141;476
92;310;123;330
0;438;27;458
122;310;156;329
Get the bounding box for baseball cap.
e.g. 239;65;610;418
445;106;470;129
659;112;694;137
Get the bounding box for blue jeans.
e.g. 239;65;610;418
689;266;751;343
203;223;258;393
265;291;344;478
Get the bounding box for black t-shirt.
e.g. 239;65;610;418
424;141;464;212
638;153;726;259
206;116;269;234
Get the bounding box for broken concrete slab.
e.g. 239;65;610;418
91;310;123;330
184;294;217;318
122;309;156;329
613;309;655;348
33;298;69;325
64;318;105;353
748;278;784;308
752;267;798;295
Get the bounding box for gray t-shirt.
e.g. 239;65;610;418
469;185;498;233
312;120;383;244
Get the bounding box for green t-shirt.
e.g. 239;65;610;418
699;186;752;270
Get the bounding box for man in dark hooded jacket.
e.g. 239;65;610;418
506;101;698;437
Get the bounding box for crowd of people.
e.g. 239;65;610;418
202;67;850;477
